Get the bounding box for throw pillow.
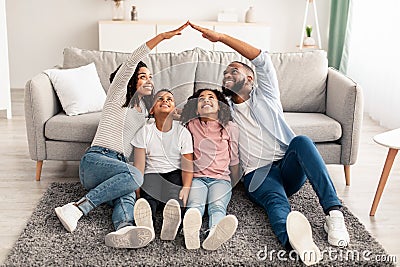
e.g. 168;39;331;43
44;63;106;116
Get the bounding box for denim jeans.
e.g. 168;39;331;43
187;177;232;229
140;169;183;222
243;135;341;248
78;146;143;230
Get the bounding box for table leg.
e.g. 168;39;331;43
370;148;398;216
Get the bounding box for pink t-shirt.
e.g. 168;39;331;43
187;119;239;181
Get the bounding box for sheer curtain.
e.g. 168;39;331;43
345;0;400;129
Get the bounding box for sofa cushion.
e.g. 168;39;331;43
271;50;328;113
145;50;198;106
194;48;328;113
63;47;198;106
45;112;101;142
284;112;342;142
194;48;251;91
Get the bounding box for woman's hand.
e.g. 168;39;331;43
179;186;191;207
189;21;223;43
146;21;189;49
160;22;189;40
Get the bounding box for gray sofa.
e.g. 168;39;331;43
25;47;363;184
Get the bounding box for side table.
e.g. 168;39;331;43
370;128;400;216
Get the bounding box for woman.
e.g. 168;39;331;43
54;22;189;249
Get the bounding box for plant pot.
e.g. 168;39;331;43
112;0;125;21
303;37;316;46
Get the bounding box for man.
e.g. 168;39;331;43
189;22;350;266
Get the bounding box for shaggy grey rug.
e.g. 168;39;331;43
3;182;395;266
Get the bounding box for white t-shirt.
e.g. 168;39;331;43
132;120;193;174
233;101;285;175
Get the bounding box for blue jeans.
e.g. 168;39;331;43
78;146;143;230
243;136;341;248
187;177;232;229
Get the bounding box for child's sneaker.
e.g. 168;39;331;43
202;215;238;251
134;198;154;240
324;210;350;247
287;211;322;266
55;202;83;232
104;226;154;248
183;208;202;249
160;199;181;240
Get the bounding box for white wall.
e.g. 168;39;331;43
6;0;331;88
1;0;11;118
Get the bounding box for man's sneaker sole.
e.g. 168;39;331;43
160;199;181;240
183;208;202;249
202;215;238;251
105;226;153;248
134;198;154;239
287;211;322;266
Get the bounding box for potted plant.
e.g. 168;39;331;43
303;25;316;46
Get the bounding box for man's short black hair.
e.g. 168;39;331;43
232;61;254;77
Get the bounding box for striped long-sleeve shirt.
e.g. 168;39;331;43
91;43;151;159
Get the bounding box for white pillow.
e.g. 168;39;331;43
44;63;106;116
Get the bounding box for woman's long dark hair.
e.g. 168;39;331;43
180;88;232;127
109;61;153;112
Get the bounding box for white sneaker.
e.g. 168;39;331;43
324;210;350;247
183;208;202;249
286;211;322;266
104;226;154;248
134;198;154;240
160;199;182;240
202;215;238;251
55;202;83;233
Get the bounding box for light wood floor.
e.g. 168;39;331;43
1;89;399;265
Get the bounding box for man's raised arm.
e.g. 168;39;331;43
189;22;261;60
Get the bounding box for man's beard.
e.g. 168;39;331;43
222;78;245;97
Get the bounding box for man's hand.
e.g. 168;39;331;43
179;186;191;207
189;21;223;43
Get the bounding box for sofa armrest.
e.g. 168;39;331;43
25;73;61;161
326;67;363;165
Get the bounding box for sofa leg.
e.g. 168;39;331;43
344;165;350;186
36;160;43;181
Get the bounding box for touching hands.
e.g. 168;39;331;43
160;21;190;40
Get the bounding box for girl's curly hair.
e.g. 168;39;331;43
180;88;232;127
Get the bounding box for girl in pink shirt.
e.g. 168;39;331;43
180;88;240;250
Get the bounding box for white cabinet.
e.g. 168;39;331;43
155;23;214;53
0;0;11;119
214;24;271;52
99;21;156;53
98;21;270;53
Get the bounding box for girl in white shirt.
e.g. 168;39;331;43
132;89;194;241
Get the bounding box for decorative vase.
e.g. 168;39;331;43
112;0;125;21
245;6;256;23
303;37;316;46
131;6;138;21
